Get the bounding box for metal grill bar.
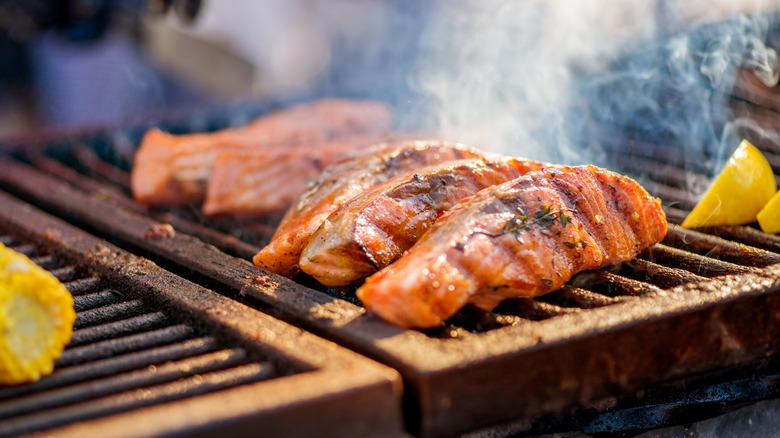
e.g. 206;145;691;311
664;206;688;224
30;153;139;211
599;132;715;173
69;312;169;346
72;289;125;312
696;225;780;254
0;349;251;419
444;306;518;333
618;259;706;288
31;254;59;270
664;225;780;267
0;337;222;400
646;244;755;277
571;270;663;297
72;144;132;188
0;362;276;437
49;265;79;282
73;300;147;329
28;152;267;259
64;277;102;295
0;227;288;435
55;324;194;368
547;286;630;308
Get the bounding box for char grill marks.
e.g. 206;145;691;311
0;234;279;437
354;165;669;329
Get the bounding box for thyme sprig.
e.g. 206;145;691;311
478;204;572;244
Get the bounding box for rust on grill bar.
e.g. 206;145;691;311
0;192;402;437
1;119;780;436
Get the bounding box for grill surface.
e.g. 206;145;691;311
2;58;780;435
2;106;780;437
0;192;402;437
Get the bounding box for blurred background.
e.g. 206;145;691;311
0;0;779;162
0;0;427;138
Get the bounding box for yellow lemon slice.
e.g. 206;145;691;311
681;139;777;228
757;190;780;233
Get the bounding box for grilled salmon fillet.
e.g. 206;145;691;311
131;98;392;206
356;165;668;328
202;133;406;217
252;140;487;277
299;157;547;287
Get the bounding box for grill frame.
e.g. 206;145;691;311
2;126;780;437
0;191;403;437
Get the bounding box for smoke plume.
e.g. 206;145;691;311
398;0;780;179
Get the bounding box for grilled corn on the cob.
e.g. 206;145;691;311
0;242;75;385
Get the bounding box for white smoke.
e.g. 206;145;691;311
411;0;658;163
407;0;780;170
166;0;780;175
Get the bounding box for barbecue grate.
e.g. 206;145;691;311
7;142;780;336
4;63;780;434
5;111;780;323
2;107;779;437
0;234;277;437
0;192;402;437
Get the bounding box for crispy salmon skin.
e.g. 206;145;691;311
299;156;547;287
356;165;668;328
252;140;488;277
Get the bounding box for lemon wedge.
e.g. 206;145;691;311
757;190;780;233
682;139;777;228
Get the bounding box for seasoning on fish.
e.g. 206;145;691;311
131;98;392;206
356;165;668;329
299;157;547;287
202;133;404;217
252;140;488;277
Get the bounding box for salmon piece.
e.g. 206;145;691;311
356;165;668;328
131;128;249;206
299;157;547;287
241;98;392;143
203;147;326;217
202;133;424;217
252;140;488;277
131;98;392;206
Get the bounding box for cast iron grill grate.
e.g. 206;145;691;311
1;90;779;436
9;139;780;338
0;196;402;437
0;233;278;437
